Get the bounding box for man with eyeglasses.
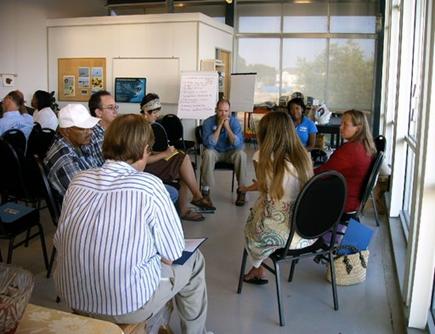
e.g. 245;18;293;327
87;90;179;204
44;104;101;197
87;90;119;166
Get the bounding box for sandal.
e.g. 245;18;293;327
235;189;246;207
181;209;205;222
191;197;216;211
243;275;268;285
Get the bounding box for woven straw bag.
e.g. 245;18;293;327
326;246;369;286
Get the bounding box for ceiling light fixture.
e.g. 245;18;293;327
225;0;233;4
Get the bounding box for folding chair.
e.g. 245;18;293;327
237;171;347;326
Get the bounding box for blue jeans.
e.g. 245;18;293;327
164;184;179;203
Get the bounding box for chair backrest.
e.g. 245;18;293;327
160;114;184;147
374;135;386;153
282;171;347;257
0;137;29;201
151;122;169;152
26;126;56;160
2;128;26;158
359;151;384;212
34;155;61;225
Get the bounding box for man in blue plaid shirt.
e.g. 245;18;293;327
44;104;101;197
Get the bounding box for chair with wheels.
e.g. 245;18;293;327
237;170;347;326
195;125;236;192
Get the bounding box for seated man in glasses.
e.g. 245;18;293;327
86;90;179;203
44;104;101;197
54;114;209;333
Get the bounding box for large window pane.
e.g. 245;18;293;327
237;38;280;103
327;39;375;111
282;39;327;102
238;4;281;33
283;3;328;33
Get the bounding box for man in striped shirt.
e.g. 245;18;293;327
54;114;209;334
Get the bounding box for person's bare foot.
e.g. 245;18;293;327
244;266;267;281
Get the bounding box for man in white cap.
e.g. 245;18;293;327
44;104;100;197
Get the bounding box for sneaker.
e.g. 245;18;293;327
235;189;246;206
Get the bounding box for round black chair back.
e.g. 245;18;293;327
291;171;347;241
26;127;56;160
160;114;183;147
374;135;386;152
2;128;26;158
151;122;169;152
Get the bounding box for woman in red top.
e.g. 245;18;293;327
315;109;376;213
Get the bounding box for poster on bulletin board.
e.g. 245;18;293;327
58;58;106;101
177;71;218;120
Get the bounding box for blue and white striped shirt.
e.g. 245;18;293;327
53;160;184;316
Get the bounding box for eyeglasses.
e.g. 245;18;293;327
101;104;119;111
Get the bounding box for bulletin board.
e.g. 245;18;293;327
57;58;106;101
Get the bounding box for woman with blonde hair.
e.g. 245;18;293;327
315;109;376;213
242;111;314;284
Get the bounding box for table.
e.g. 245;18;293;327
316;116;342;148
16;304;123;334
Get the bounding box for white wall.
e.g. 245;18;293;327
0;0;106;102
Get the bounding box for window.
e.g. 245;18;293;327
282;39;327;101
236;2;378;111
238;4;281;33
237;38;280;104
327;39;375;110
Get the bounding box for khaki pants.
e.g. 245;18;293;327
80;251;208;334
200;148;247;189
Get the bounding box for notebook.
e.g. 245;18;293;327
0;202;36;223
173;238;207;265
338;219;375;255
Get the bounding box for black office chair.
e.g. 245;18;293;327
34;156;62;278
0;202;49;270
195;125;236;192
2;128;26;159
26;126;56;160
237;171;347;326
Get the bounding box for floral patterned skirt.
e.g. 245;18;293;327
244;197;316;264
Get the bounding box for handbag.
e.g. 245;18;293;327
326;245;369;286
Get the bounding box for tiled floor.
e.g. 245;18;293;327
1;146;405;333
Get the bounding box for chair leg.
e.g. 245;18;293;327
273;261;285;326
371;191;380;226
7;238;15;264
328;251;339;311
37;223;49;271
288;259;298;282
231;170;235;192
24;227;32;247
47;247;57;278
237;249;248;294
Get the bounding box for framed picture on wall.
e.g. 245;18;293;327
114;77;146;103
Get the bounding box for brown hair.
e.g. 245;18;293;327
6;90;25;113
343;109;376;156
103;114;154;163
216;98;230;110
257;112;313;200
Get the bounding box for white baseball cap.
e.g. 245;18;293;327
59;104;100;129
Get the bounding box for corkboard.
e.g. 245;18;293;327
58;58;106;101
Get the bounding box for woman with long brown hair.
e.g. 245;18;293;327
242;111;314;284
315;109;376;213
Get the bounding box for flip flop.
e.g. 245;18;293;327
181;209;205;222
243;276;269;285
191;197;216;211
